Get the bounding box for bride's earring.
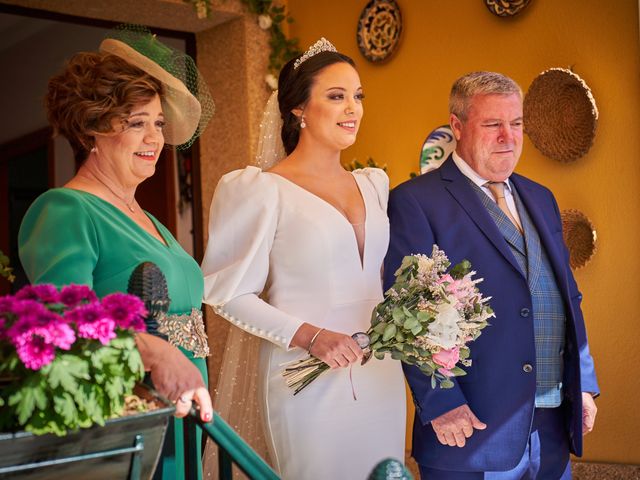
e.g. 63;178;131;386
300;116;306;129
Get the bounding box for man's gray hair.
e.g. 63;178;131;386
449;71;522;120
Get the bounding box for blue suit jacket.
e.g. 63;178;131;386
384;157;599;472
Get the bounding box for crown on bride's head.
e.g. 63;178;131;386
293;37;338;69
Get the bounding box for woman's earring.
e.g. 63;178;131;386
90;146;98;153
300;116;306;129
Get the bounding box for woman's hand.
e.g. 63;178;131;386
291;324;363;368
135;332;213;422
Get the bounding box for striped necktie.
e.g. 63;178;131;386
485;181;523;233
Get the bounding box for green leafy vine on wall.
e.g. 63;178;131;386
186;0;301;89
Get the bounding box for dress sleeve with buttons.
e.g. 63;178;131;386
201;166;304;350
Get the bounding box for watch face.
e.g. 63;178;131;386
351;332;371;349
357;0;402;63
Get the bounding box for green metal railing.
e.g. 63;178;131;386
187;410;280;480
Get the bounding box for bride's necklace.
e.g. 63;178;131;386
93;175;136;213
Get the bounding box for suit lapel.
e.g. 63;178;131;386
511;175;569;293
439;158;525;278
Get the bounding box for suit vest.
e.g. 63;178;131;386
470;180;566;407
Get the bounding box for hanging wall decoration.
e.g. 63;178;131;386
484;0;532;17
524;68;598;162
419;125;456;174
560;209;597;269
357;0;403;63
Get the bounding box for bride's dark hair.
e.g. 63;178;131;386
277;51;356;155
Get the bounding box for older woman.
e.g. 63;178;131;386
18;28;213;480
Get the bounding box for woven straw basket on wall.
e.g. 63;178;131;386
524;68;598;162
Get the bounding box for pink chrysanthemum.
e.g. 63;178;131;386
0;295;15;313
15;334;56;370
65;302;104;325
77;317;116;345
59;284;98;307
15;284;60;304
11;316;75;370
6;300;58;341
102;293;147;332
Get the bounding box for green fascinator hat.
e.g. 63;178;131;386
100;25;214;149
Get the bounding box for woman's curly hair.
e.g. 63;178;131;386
45;52;163;165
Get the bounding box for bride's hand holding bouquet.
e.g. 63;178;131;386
283;245;494;395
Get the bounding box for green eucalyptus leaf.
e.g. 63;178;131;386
392;308;405;322
411;325;423;336
382;324;397;342
403;317;419;330
440;379;455;388
373;322;387;334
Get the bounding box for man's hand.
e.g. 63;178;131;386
431;404;487;447
582;392;597;435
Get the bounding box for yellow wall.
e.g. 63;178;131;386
288;0;640;465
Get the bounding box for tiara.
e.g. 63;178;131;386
294;37;337;69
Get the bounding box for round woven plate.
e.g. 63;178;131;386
484;0;532;17
419;125;456;174
524;68;598;162
357;0;402;63
560;209;597;269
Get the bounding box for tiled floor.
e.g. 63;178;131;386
404;452;640;479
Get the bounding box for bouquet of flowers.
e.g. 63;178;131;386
282;245;494;394
0;284;147;436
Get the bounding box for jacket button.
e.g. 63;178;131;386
520;308;530;318
523;364;533;373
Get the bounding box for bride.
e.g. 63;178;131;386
201;38;406;479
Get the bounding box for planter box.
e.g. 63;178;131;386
0;385;174;480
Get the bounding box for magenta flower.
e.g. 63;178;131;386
15;284;60;304
11;316;75;370
0;295;15;313
66;303;116;345
77;317;116;345
15;334;56;370
65;302;104;325
102;293;147;332
7;301;59;341
59;284;97;307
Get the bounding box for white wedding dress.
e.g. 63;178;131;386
202;166;406;480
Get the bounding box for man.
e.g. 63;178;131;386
384;71;599;479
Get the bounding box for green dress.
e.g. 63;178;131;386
18;187;207;480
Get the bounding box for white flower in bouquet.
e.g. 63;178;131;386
258;14;273;30
425;302;462;350
265;73;278;90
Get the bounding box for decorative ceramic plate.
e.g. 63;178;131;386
357;0;402;63
419;125;456;174
560;209;597;269
484;0;532;17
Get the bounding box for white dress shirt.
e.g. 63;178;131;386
451;151;523;226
